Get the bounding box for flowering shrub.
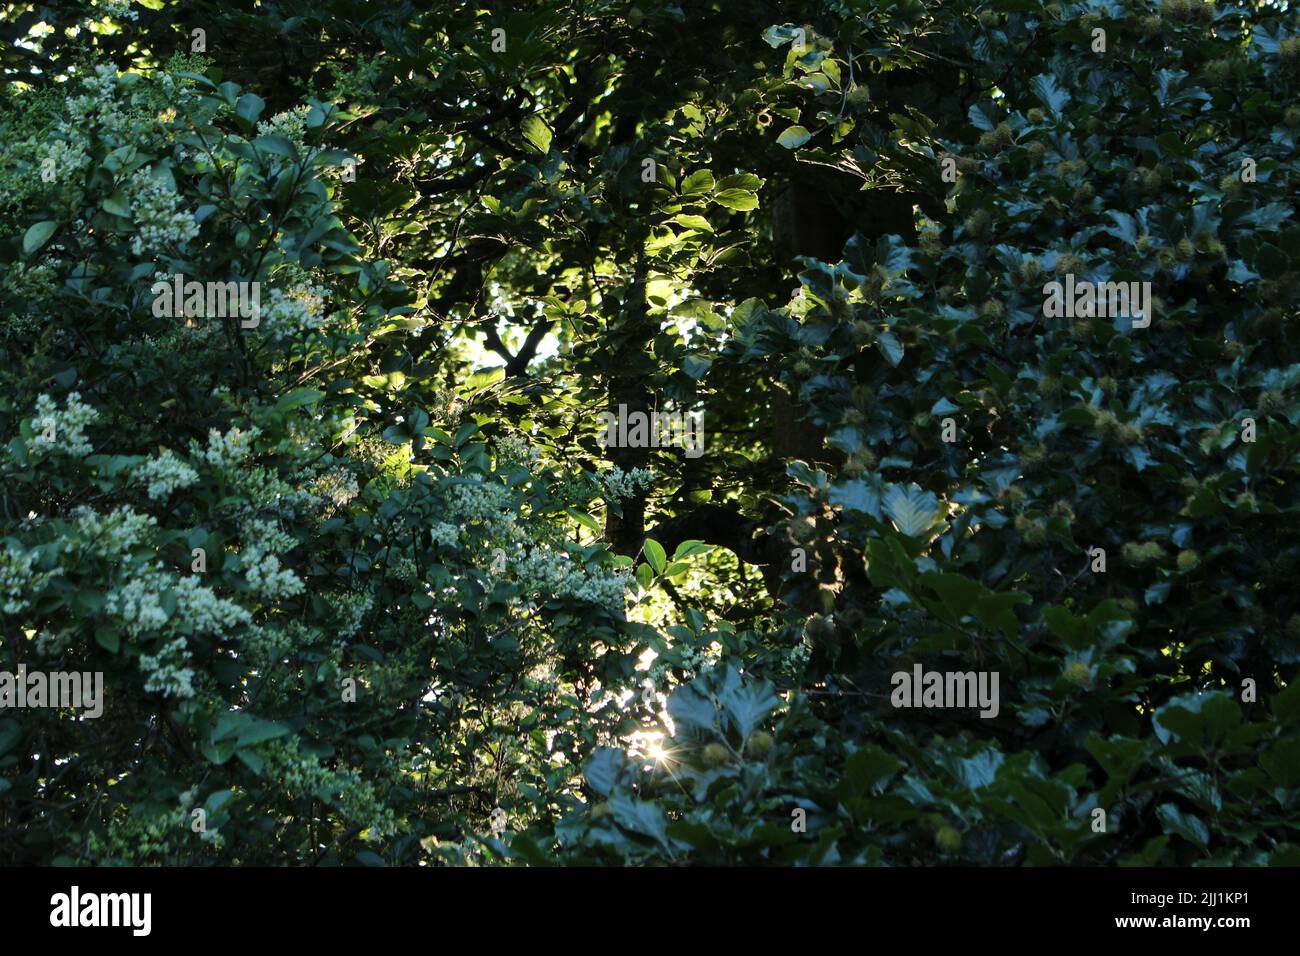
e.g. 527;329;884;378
3;0;1298;870
0;58;643;865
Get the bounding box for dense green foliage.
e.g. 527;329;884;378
1;0;1298;866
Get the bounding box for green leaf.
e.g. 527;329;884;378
22;221;57;256
1029;73;1071;113
1156;803;1209;848
565;508;602;533
680;170;715;195
876;331;904;366
584;747;624;797
919;571;982;622
719;677;779;739
717;173;764;192
608;794;671;846
883;483;940;537
762;24;805;48
777;125;811;148
276;387;325;411
713;188;758;211
95;628;121;653
1272;681;1300;725
673;214;713;232
830;477;884;518
667;681;719;735
253;134;299;159
0;722;21;757
522;115;553;154
839;744;904;796
235;92;266;124
671;540;711;560
642;538;667;574
236;720;290;747
101;192;131;218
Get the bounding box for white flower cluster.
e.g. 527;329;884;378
515;545;630;608
0;544;59;614
256;106;312;149
495;432;541;468
598;466;654;502
133;449;200;500
157;71;199;113
244;554;304;598
240;518;304;600
105;575;169;637
125;167;199;256
260;285;329;340
325;591;373;639
74;505;156;555
242;518;296;556
260;736;397;839
230;466;315;518
388;557;419;583
107;561;253;644
29;392;99;458
312;468;359;508
191;425;259;468
446;478;513;524
63;65;134;142
96;0;139;21
138;636;195;698
648;643;716;684
785;639;812;668
429;522;460;548
173;575;252;635
34;628;74;655
39;139;92;181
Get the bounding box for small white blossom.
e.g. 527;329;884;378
138;636;195;698
126;167;199;256
0;545;60;614
260;285;329;340
598;466;655;502
96;0;139;21
105;576;169;637
429;522;460;548
73;505;156;555
256;106;311;149
191;426;260;468
133;449;200;500
29;392;99;458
